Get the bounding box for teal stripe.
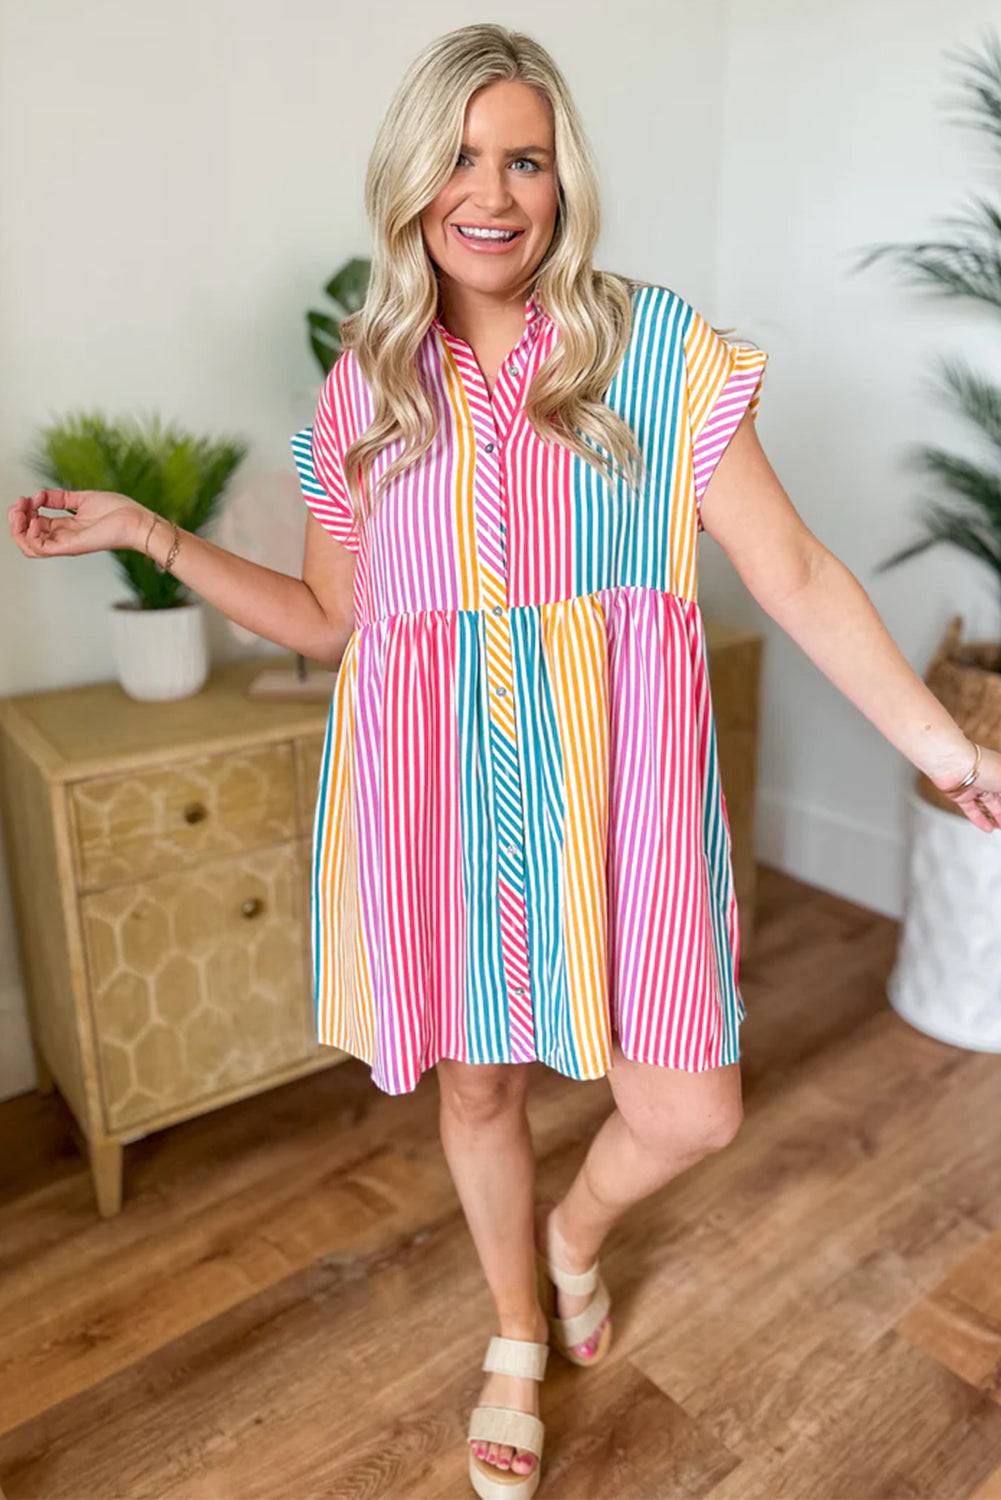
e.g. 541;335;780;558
701;703;743;1062
455;612;510;1062
290;426;324;502
509;606;578;1072
310;698;335;1030
573;286;689;594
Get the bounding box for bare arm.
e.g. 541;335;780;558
140;507;356;666
8;488;355;668
699;411;1001;832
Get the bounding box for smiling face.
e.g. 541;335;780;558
420;77;559;312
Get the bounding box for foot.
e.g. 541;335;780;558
533;1199;612;1361
468;1311;548;1479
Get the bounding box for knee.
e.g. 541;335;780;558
629;1101;744;1161
437;1063;528;1128
699;1104;744;1155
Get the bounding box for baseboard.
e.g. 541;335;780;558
756;787;907;920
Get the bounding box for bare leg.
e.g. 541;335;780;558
437;1059;547;1480
539;1039;743;1357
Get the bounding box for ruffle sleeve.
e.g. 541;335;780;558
289;358;362;554
682;304;768;531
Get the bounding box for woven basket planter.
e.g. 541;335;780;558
888;613;1001;1053
917;613;1001;811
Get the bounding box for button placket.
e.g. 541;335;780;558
474;330;538;1059
435;297;544;1061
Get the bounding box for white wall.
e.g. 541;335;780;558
1;0;997;1098
711;0;1001;919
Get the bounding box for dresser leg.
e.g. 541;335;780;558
31;1035;54;1095
89;1137;124;1218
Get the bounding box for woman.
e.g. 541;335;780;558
9;23;1001;1499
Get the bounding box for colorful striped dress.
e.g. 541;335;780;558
289;280;767;1095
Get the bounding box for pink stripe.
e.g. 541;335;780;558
692;365;763;502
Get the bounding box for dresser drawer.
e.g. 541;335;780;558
79;841;311;1131
70;742;297;890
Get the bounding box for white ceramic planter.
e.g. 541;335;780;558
109;598;209;702
887;788;1001;1052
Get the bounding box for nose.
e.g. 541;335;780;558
468;163;516;215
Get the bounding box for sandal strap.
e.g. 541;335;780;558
549;1272;611;1350
482;1334;549;1381
467;1404;544;1457
536;1247;599;1297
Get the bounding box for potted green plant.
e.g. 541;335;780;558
27;411;247;701
305;255;371;376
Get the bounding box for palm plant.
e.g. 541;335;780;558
851;27;1001;639
306;256;371;375
26;411;247;609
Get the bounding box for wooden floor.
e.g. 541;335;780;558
2;865;1001;1500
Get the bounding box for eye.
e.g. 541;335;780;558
453;152;542;172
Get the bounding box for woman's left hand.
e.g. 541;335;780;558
929;742;1001;833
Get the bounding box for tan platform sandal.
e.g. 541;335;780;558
534;1211;613;1366
467;1333;549;1499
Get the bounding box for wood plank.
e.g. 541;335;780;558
1;867;999;1499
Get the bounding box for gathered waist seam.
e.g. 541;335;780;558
351;583;698;632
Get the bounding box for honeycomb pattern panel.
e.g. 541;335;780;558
80;842;312;1130
293;732;327;836
70;742;298;890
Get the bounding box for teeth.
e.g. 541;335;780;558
456;226;518;240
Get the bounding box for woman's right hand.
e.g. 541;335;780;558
8;488;151;559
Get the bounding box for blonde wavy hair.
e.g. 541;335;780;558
338;22;650;520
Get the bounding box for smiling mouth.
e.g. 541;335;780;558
451;224;524;242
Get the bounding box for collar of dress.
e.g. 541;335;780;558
430;290;549;350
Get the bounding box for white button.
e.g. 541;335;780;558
508;362;519;374
493;684;507;696
484;441;495;453
512;985;526;996
492;604;504;616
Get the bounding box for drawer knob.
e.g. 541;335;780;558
183;801;208;825
241;896;264;919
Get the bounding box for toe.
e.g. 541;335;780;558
575;1313;610;1357
496;1443;513;1469
512;1449;537;1474
485;1442;500;1467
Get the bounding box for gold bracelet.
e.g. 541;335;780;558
160;520;181;574
941;741;981;796
141;513;180;573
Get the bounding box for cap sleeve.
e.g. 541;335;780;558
683;304;768;531
289;362;362;554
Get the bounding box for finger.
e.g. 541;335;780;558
8;496;41;531
43;488;80;512
959;797;997;833
27;518;83;556
26;488;79;515
979;794;1001;831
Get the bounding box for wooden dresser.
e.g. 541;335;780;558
703;617;763;962
0;627;759;1219
0;652;344;1217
